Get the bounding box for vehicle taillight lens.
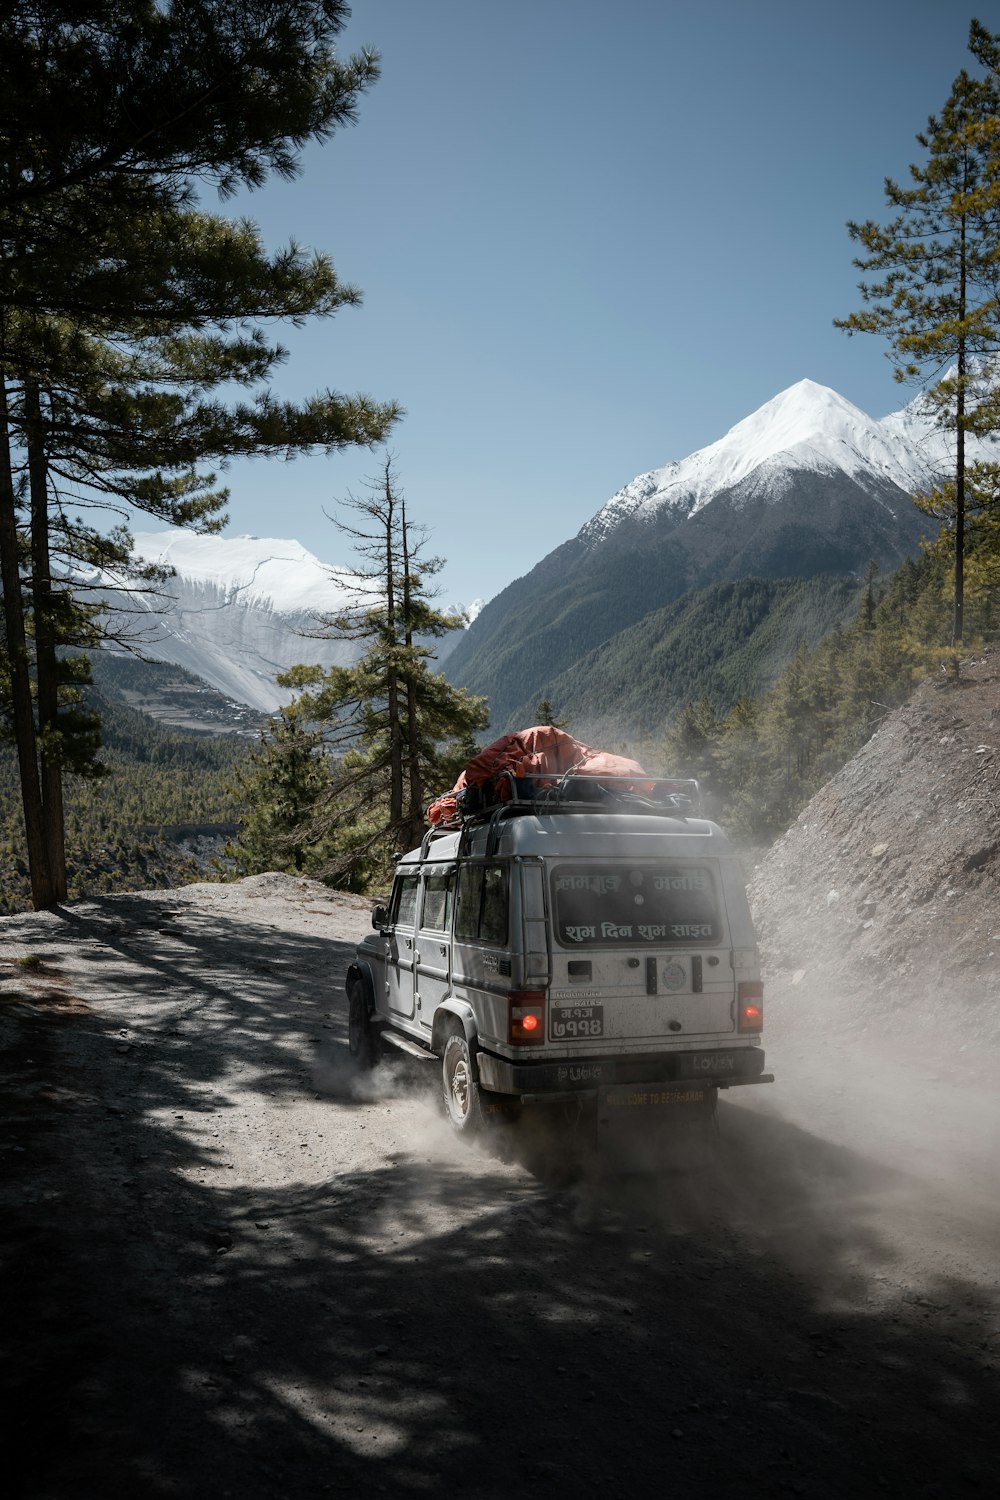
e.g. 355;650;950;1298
509;991;546;1046
738;981;763;1033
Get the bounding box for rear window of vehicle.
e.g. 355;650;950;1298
552;863;721;947
455;862;508;946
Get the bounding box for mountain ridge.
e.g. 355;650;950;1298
505;574;863;741
78;530;476;714
444;378;998;727
578;377;959;545
73;375;996;729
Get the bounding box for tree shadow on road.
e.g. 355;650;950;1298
2;891;998;1499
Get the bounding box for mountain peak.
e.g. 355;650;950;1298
716;378;875;471
580;375;989;545
128;528;355;614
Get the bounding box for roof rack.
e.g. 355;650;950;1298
476;773;701;856
494;770;699;812
421;769;701;844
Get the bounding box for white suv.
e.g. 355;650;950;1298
347;778;771;1142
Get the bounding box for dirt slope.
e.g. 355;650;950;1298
749;651;1000;1048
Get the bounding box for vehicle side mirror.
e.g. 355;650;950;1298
371;904;389;930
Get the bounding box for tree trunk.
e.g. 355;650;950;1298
0;369;56;908
954;196;968;648
25;378;67;900
400;498;424;849
383;467;403;830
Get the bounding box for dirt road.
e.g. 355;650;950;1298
2;874;998;1499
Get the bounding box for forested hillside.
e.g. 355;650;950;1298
1;686;247;914
87;652;265;737
650;554;1000;841
446;461;931;728
515;574;862;739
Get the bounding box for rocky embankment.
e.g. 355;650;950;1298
749;651;1000;1047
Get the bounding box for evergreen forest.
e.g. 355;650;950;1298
649;553;1000;842
1;544;998;914
0;683;244;915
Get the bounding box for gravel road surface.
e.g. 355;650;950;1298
2;874;998;1499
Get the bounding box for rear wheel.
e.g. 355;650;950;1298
347;979;378;1070
441;1033;521;1138
442;1032;483;1132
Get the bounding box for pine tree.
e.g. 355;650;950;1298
835;25;1000;646
0;5;398;908
659;694;722;802
534;699;570;729
227;710;332;877
714;696;772;838
912;460;1000;613
236;461;489;889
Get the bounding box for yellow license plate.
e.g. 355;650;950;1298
602;1086;706;1109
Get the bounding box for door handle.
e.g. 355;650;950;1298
439;943;448;956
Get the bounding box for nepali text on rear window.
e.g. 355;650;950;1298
551;864;721;946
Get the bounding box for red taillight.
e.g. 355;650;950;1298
509;991;546;1046
738;981;764;1033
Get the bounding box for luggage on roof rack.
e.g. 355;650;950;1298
425;724;700;827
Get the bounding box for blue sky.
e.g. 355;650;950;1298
211;0;996;605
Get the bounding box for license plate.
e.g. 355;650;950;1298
551;1004;604;1039
601;1086;707;1109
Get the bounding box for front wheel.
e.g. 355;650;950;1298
347;979;378;1070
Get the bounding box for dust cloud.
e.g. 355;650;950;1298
322;966;1000;1333
558;959;1000;1325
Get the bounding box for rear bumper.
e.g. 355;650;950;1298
476;1045;770;1097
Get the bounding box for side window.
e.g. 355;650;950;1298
480;865;508;945
391;873;419;928
455;863;508;946
455;866;483;941
421;870;454;932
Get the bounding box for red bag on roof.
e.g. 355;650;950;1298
575;750;651;788
425;728;652;825
461;725;590;787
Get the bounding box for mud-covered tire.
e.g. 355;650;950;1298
347;978;378;1070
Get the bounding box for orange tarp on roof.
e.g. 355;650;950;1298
426;727;650;825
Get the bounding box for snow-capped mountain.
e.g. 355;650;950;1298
445;377;994;727
580;378;993;545
79;531;472;714
80;377;989;724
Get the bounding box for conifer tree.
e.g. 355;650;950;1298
227;709;332;877
534;698;570;729
659;694;723;807
0;4;398;908
714;696;771;838
836;24;1000;647
236;461;489;889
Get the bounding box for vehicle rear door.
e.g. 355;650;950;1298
548;859;735;1044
